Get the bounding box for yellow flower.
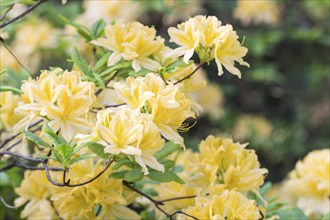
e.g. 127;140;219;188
184;191;262;220
81;0;141;24
92;21;164;72
215;25;249;78
95;107;164;174
168;19;200;63
234;0;281;26
114;73;195;146
14;171;56;220
198;135;268;193
168;15;249;78
51;158;139;219
283;149;330;217
15;68;96;141
0;91;22;131
233;114;273;141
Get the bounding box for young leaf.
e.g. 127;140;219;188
87;143;110;159
91;19;105;39
147;169;184;184
124;168;144;182
154;142;180;160
59;14;92;41
23;130;52;149
0;86;22;94
68;154;96;165
159;159;175;169
112;158;135;170
71;47;91;76
109;170;129;179
42;123;67;145
55;143;74;160
93;52;110;72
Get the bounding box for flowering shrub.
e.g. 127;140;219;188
0;1;329;220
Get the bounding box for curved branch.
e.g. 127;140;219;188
173;62;204;85
0;151;113;187
0;119;43;149
122;180;199;220
0;196;18;209
0;0;47;29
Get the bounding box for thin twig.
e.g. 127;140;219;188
0;161;64;172
0;119;43;149
92;103;126;111
122;180;199;219
0;151;113;187
159;195;196;203
0;38;33;75
95;71;120;96
0;0;47;29
173;63;204;85
4;126;42;152
0;4;14;21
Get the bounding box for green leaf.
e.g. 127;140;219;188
124;168;144;182
109;170;129;179
92;72;105;89
71;47;91;76
154;142;180;161
87;143;110;159
112;158;135;170
0;86;22;94
167;59;192;70
147;169;184;184
68;154;96;165
42;124;67;145
91;19;105;39
159;159;175;169
321;212;330;220
94;52;110;72
55;143;74;160
276;207;308;220
23;130;52;149
59;14;92;41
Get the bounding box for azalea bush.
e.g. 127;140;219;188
0;1;329;220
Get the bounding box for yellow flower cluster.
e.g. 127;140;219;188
113;73;195;147
14;159;139;219
152;135;267;219
168;15;249;78
184;190;262;220
95;107;164;174
0;91;22;131
234;0;281;26
92;21;164;72
233;114;273;141
14;68;96;141
283;149;330;217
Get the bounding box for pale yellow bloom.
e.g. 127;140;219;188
168;15;249;78
198;135;268;193
15;68;96;141
234;0;281;26
0;91;22;131
233;114;273;141
92;21;164;72
183;191;262;220
95;107;164;174
51;158;140;219
114;73;195;146
81;0;141;24
283;149;330;217
14;171;56;220
215;25;249;78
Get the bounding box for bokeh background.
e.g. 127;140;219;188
1;0;329;219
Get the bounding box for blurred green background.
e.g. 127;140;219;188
0;0;329;219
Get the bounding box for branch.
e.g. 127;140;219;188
122;180;198;220
95;71;120;96
173;63;204;85
0;160;63;172
0;196;17;209
0;0;47;29
0;4;14;21
0;119;43;149
0;151;113;187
